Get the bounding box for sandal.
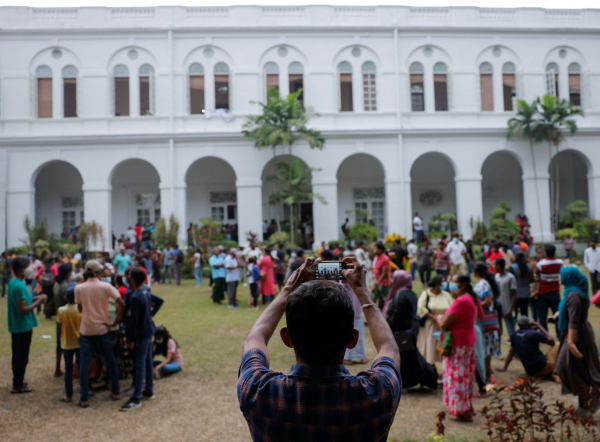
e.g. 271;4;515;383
11;386;33;394
343;359;355;365
76;402;89;409
59;396;72;403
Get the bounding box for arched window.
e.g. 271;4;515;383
62;65;77;118
139;64;154;116
568;62;581;107
36;65;52;118
338;61;353;112
433;62;448;111
289;62;304;103
502;62;516;111
546;62;559;97
189;63;205;114
214;62;230;111
264;62;279;95
362;61;377;112
479;62;494;111
113;64;129;117
409;62;424;112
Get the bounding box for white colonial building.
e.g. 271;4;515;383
1;5;600;249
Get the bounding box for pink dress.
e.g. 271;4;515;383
258;257;275;296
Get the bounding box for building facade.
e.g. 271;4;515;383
1;5;600;249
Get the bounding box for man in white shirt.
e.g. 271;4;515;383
406;239;418;280
584;240;600;293
244;244;263;263
126;227;137;245
446;235;467;277
225;249;241;308
413;212;424;244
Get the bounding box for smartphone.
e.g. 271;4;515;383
313;261;347;281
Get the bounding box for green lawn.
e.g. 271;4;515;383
0;276;596;441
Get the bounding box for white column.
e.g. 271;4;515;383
0;149;7;250
6;189;35;249
455;176;483;239
130;74;140;117
588;174;600;220
523;174;553;242
236;180;264;246
353;70;363;112
424;70;435;112
83;185;112;251
312;180;338;249
160;184;173;222
385;178;403;236
174;185;187;247
493;70;504;112
404;178;414;239
53;73;63;119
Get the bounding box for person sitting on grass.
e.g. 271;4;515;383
153;325;183;378
238;257;401;441
57;287;82;403
496;315;560;382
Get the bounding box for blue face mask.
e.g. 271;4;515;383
449;282;459;292
155;339;164;345
123;278;129;288
441;282;448;291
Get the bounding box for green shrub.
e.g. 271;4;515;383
348;222;378;243
428;213;457;236
556;228;579;240
155;218;167;248
575;218;600;241
8;246;29;256
209;240;239;251
489;201;520;241
427;230;446;239
167;214;180;246
469;217;488;245
561;200;588;226
328;239;347;249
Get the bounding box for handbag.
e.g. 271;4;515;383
418;291;431;327
437;331;453;357
394;330;416;352
482;308;500;334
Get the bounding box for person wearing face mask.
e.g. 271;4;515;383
417;274;454;365
446;235;467;278
153;325;183;378
7;257;47;394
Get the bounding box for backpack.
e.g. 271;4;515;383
176;250;184;264
251;265;261;283
41;268;55;287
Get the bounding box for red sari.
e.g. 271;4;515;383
258;256;275;296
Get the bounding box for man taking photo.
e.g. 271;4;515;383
238;256;401;441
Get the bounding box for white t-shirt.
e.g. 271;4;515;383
445;240;466;265
194;252;202;268
244;247;263;262
126;229;137;243
413;216;423;231
225;254;240;282
407;243;418;257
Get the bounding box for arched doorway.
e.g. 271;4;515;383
35;161;84;236
481;152;524;223
186;157;237;241
549;150;589;229
261;155;313;247
337;153;386;240
410;153;456;233
111;159;161;238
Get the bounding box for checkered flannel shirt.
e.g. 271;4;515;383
237;349;401;442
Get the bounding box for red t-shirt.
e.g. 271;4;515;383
134;226;142;241
536;259;562;295
446;294;477;347
374;253;391;287
485;250;503;273
117;286;128;299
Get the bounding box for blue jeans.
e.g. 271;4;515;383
153;360;182;376
415;230;424;243
133;338;153;400
467;261;473;277
530;297;540;322
162;265;173;284
504;314;516;337
63;348;80;399
194;266;203;286
537;291;561;335
79;333;120;402
409;262;418;280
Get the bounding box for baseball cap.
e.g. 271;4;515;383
84;259;103;274
295;247;305;256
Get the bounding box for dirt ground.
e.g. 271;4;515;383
0;279;594;442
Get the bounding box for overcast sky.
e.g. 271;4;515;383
2;0;598;9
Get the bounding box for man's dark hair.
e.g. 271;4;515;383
286;281;354;365
320;249;334;260
375;242;386;252
544;244;556;258
11;257;29;273
394;239;401;246
495;258;506;269
130;268;147;286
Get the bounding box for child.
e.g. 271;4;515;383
246;257;261;310
153;326;183;378
57;286;82;402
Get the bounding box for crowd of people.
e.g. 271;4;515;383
5;247;184;411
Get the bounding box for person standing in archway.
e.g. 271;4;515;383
413;212;424;244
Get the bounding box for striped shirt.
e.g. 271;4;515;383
536;258;563;295
238;349;401;442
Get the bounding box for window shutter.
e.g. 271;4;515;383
546;69;556;96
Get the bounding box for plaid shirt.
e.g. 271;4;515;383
238;349;401;442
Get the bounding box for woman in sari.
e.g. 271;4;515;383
556;266;600;417
386;270;438;390
417;275;454;364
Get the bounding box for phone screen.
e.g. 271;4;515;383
313;261;346;281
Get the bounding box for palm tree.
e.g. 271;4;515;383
265;158;326;246
243;88;325;235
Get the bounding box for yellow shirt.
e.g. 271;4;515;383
417;289;454;319
57;304;82;350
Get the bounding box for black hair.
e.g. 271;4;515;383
494;258;506;270
473;262;500;300
56;263;73;284
11;257;29;274
296;249;304;258
544;244;556;258
320;249;334;260
429;274;445;289
248;256;256;264
154;325;178;357
285;281;354;365
457;275;479;307
375;242;386;252
44;257;53;267
514;252;530;278
130;267;146;286
264;247;273;261
394;239;401;246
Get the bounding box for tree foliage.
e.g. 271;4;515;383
489;201;520;241
167;214;180;247
348;222;378;243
